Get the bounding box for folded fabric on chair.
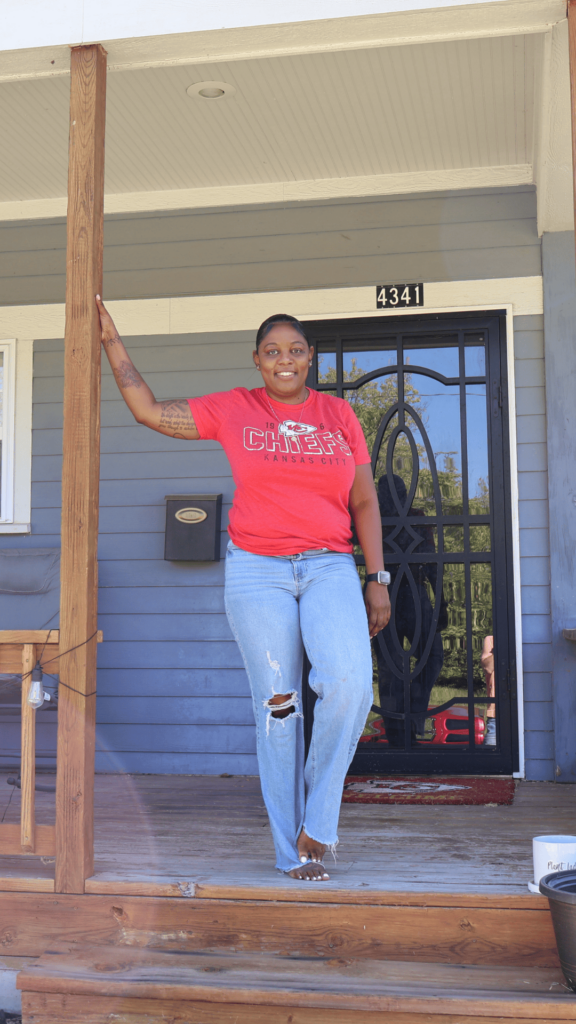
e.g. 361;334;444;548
0;547;60;629
0;547;60;594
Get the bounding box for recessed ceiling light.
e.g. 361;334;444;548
186;81;236;100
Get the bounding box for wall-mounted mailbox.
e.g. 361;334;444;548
164;494;222;562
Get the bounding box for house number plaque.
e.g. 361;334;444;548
376;283;424;308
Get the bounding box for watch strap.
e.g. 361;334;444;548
366;571;391;585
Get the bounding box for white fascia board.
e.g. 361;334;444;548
84;0;540;39
0;0;566;81
0;164;534;223
3;0;549;52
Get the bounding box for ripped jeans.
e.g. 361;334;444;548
224;541;373;873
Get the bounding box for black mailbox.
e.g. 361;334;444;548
164;494;223;562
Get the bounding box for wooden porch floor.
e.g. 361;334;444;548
0;773;573;905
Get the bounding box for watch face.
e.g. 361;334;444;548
379;571;391;585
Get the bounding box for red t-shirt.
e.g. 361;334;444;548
188;387;370;556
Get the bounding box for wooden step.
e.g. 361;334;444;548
18;945;576;1024
0;889;559;968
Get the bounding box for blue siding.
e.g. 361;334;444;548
522;673;552;702
97;615;234;642
0;186;540;306
96;725;255;753
514;314;554;782
524;702;554;732
519;529;549;556
94;752;258;773
96;669;248;696
98;588;225;613
542;232;576;782
96;697;255;725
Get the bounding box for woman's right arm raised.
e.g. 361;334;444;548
96;295;200;440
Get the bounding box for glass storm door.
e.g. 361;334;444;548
304;314;518;775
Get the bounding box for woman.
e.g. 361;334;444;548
481;636;496;745
96;296;391;881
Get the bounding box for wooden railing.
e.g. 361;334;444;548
0;630;103;857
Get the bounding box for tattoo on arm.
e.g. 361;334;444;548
104;333;122;347
159;399;196;438
113;360;144;389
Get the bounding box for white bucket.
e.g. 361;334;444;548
531;835;576;892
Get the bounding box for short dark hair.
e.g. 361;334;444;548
256;313;309;350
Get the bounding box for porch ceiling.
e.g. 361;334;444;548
1;32;540;206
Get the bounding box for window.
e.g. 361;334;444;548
0;338;32;532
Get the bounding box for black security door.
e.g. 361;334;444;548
304;313;518;775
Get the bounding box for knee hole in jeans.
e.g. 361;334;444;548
268;692;296;719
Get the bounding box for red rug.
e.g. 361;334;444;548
342;775;515;805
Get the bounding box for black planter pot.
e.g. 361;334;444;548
540;870;576;992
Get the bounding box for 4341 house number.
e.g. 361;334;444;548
376;283;424;308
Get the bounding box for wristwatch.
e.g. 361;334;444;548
366;571;391;585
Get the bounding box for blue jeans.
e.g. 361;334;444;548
224;541;373;872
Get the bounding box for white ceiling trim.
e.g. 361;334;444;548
0;0;565;83
0;277;542;339
0;165;534;222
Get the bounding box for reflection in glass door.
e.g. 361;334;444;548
305;314;518;775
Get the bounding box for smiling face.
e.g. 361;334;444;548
253;323;314;404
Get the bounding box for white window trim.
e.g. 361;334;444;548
0;338;16;523
0;337;32;533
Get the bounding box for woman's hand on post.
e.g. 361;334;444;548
95;294;120;347
94;293;200;440
94;293;158;425
365;581;391;638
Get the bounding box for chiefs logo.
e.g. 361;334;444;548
278;421;317;437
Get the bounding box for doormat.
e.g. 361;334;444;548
342;776;515;805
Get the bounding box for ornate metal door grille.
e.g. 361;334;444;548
304;313;518;776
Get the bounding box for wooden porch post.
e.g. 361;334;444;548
55;44;107;894
568;1;576;257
